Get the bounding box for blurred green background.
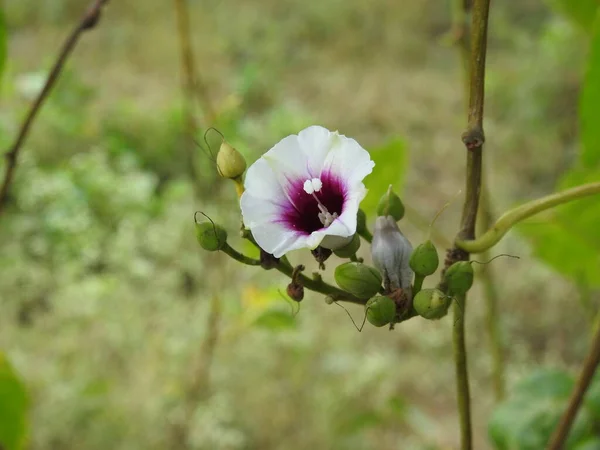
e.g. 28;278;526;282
1;0;599;449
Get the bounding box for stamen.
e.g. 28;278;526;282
303;177;337;227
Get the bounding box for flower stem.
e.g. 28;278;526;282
546;320;600;450
358;228;373;243
456;181;600;253
453;293;473;450
220;243;261;266
413;274;425;297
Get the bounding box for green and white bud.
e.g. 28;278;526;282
334;262;382;299
216;141;247;179
371;216;413;291
409;240;439;277
376;185;405;221
413;288;450;320
365;296;397;327
195;222;227;251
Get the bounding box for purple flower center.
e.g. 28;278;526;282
281;172;346;235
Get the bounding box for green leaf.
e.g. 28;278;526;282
253;309;296;330
361;137;408;217
547;0;599;32
0;7;6;87
519;168;600;287
489;369;593;450
574;438;600;450
581;11;600;167
0;353;28;450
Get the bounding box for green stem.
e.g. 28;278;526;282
456;181;600;253
359;228;373;243
221;243;261;266
453;293;473;450
349;254;359;262
413;274;425;297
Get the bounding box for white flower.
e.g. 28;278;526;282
240;126;375;258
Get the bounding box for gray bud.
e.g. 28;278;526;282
371;216;413;292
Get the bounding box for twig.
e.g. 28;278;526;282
449;0;491;448
0;0;110;217
546;322;600;450
449;0;506;402
456;181;600;253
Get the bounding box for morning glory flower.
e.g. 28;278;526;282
240;126;375;258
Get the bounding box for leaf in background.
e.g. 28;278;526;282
547;0;599;33
519;168;600;287
489;369;594;450
0;7;6;87
581;11;600;167
361;137;408;217
0;353;28;450
574;438;600;450
253;309;296;330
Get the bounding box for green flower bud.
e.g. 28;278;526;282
444;261;474;296
409;240;439;276
216;141;247;179
356;209;367;235
376;185;405;221
195;222;227;251
333;234;361;258
334;262;382;299
365;296;397;327
413;288;450;320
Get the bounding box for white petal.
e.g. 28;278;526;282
297;125;336;176
251;221;309;258
240;191;282;227
243;157;287;202
322;133;375;188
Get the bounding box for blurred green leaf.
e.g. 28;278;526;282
361;138;408;216
574;438;600;450
519;168;600;287
489;369;593;450
581;11;600;167
0;7;6;87
0;353;28;450
547;0;599;32
253;309;296;330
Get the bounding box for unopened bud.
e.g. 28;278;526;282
333;234;361;258
365;296;397;327
444;261;474;296
371;216;413;291
324;296;335;305
376;185;405;221
413;288;450;320
260;250;279;270
311;246;332;269
409;240;439;276
216;141;247;179
195;221;227;251
334;262;382;299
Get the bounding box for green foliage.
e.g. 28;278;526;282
0;353;28;450
581;11;600;168
361;138;408;217
547;0;599;32
0;7;6;88
489;369;596;450
519;13;600;287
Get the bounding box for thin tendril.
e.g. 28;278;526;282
471;254;520;265
334;301;368;332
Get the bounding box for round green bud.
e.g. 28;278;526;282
334;262;382;299
195;222;227;251
356;209;367;235
333;234;361;258
365;296;397;327
324;296;335;305
216;141;247;179
444;261;474;296
409;240;439;276
376;185;405;221
413;288;450;320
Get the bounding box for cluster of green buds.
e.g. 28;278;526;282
194;130;479;331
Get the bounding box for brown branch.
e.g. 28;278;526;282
0;0;110;218
448;0;491;448
546;322;600;450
